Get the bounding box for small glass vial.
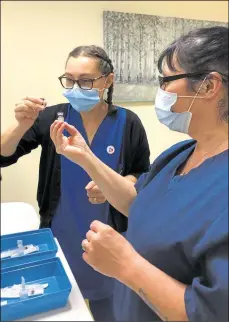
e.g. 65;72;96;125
19;276;28;300
57;112;64;122
17;240;24;256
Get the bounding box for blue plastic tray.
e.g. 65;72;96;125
1;229;58;269
1;257;72;321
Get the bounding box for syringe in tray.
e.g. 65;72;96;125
1;276;49;299
1;240;39;259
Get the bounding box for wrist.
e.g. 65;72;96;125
1;122;31;157
13;121;31;134
77;148;97;172
118;251;145;290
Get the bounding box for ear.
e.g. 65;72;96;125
202;72;224;100
105;73;114;89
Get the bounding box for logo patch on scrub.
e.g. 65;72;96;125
107;146;115;154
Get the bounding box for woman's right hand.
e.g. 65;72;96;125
14;97;47;129
50;120;91;166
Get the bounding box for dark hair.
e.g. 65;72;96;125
158;26;229;122
67;45;114;110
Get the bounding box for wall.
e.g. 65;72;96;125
1;1;228;213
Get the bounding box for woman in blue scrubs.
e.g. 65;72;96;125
0;45;150;321
50;46;150;321
50;26;228;321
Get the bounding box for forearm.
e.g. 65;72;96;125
121;255;188;321
82;152;137;216
1;123;28;156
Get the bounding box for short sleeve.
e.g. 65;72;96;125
185;241;228;322
128;122;150;177
135;172;150;193
122;110;150;178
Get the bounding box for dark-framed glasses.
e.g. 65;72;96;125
58;74;106;90
158;71;228;88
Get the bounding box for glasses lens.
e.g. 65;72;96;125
60;77;74;89
78;79;93;90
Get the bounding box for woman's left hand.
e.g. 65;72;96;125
85;181;107;204
82;220;139;280
50;120;91;166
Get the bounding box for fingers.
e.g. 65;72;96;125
86;230;96;242
23;96;47;107
85;181;96;190
86;182;106;204
15;97;46;122
50;121;78;140
50;121;64;144
63;122;78;136
87;189;104;198
82;229;97;251
15;109;38;121
50;120;59;136
88;197;106;204
15;103;39;119
82;251;89;264
50;121;81;150
86;183;104;197
86;183;100;195
16;98;45;113
82;239;90;252
56;123;66;147
90;220;108;233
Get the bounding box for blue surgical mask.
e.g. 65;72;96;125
63;87;101;112
155;88;192;134
155;78;206;134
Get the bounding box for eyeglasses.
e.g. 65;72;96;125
58;74;106;90
158;71;228;88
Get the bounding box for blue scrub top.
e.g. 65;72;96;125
113;140;228;321
52;105;126;301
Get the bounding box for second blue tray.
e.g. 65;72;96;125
1;257;72;321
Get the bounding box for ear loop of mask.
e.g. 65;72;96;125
187;75;208;112
178;75;208;112
96;77;109;101
97;77;108;92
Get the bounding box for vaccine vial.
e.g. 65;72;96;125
19;276;28;300
17;240;24;256
17;240;23;248
57;112;64;122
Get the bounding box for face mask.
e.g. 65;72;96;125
63;87;101;112
155;77;207;134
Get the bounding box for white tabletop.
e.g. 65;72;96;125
19;239;94;321
1;202;40;235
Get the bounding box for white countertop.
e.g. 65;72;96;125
19;239;94;321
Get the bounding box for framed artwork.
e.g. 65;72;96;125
103;11;227;102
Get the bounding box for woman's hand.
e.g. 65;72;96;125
50;121;91;165
85;181;107;204
82;220;139;280
15;97;47;130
